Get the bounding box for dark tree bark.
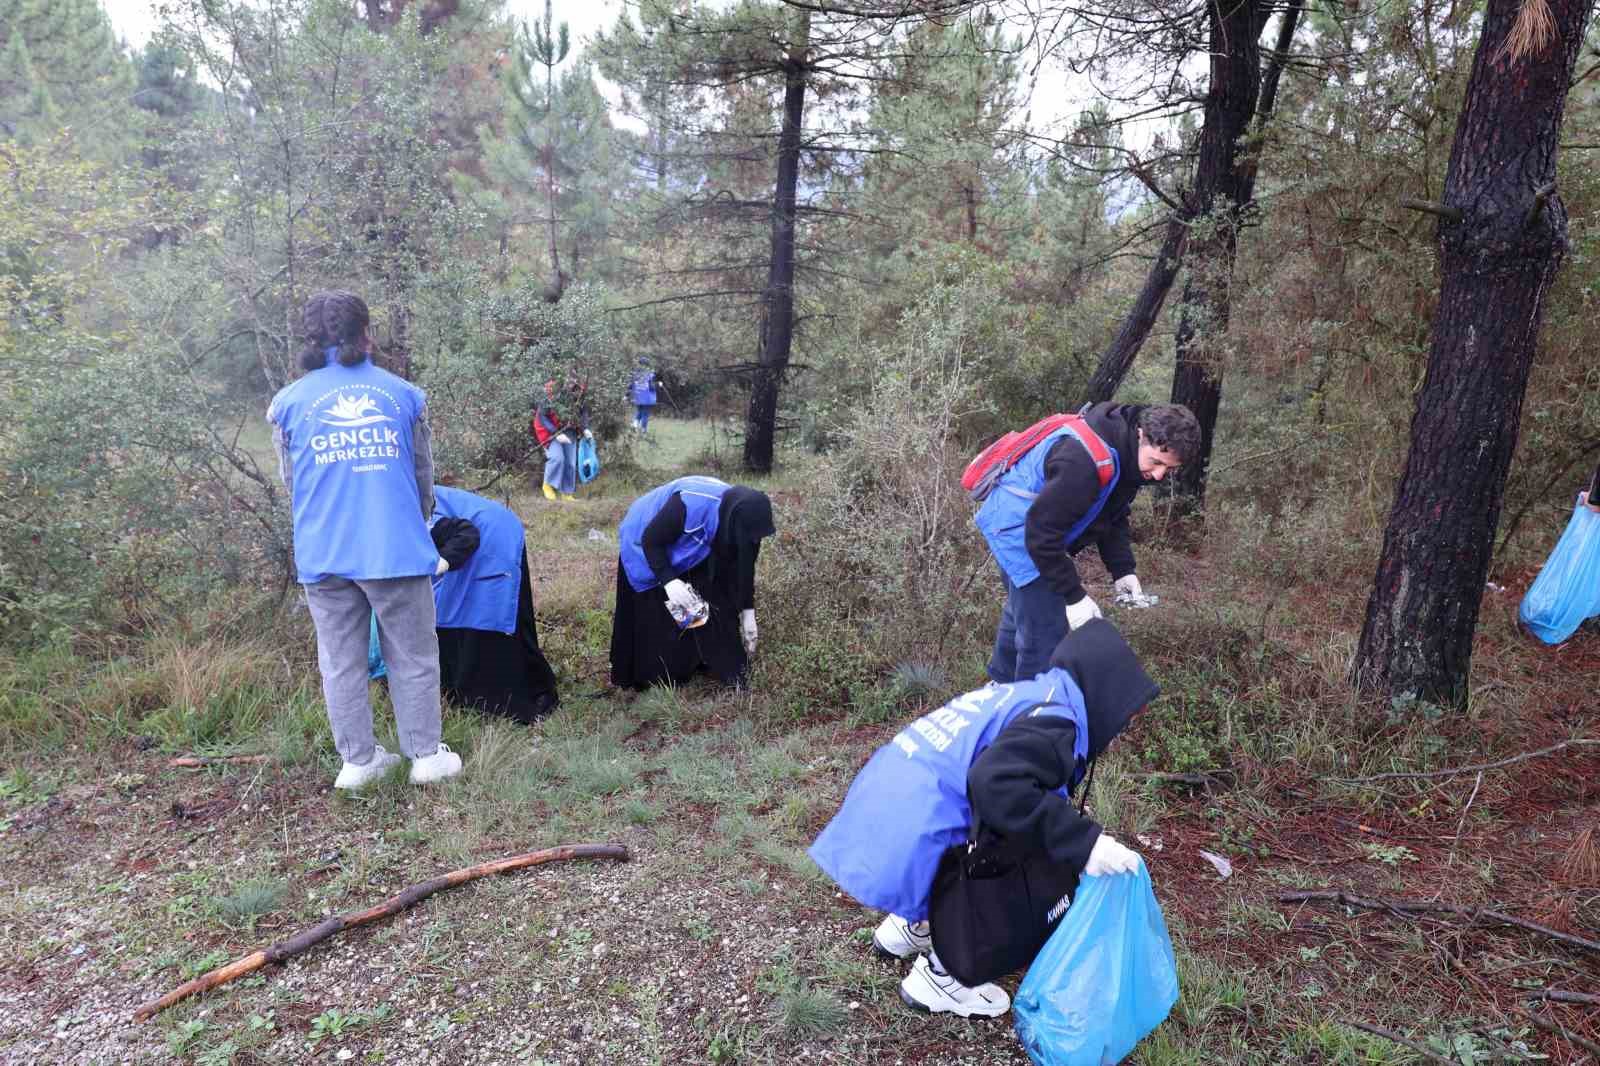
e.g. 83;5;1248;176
1083;218;1188;403
1165;0;1274;512
1353;0;1594;708
744;16;810;474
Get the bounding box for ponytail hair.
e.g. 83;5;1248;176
298;290;372;371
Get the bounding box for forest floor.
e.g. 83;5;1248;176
2;418;1597;1066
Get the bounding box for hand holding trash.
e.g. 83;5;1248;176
1084;832;1141;876
555;432;572;445
1113;574;1157;608
1064;595;1102;630
434;557;450;576
663;579;700;613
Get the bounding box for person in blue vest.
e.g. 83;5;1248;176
268;290;462;790
369;486;559;722
979;403;1200;686
628;357;659;433
609;476;775;690
808;619;1158;1017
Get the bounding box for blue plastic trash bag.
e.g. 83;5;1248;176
1519;496;1600;645
1013;865;1179;1066
577;436;601;484
367;612;387;681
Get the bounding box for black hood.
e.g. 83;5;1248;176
1048;618;1158;759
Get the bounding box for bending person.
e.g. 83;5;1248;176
609;476;775;690
808;620;1157;1018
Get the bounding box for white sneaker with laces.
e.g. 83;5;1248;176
408;742;463;784
873;914;933;959
333;745;400;791
898;953;1010;1018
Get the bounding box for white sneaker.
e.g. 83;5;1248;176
899;954;1010;1018
873;914;933;959
333;745;400;790
408;742;462;784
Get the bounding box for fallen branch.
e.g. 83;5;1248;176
1514;1009;1600;1058
1526;989;1600;1007
132;842;630;1022
1346;1020;1457;1065
1280;890;1600;956
1332;739;1600;783
168;755;272;768
1136;771;1232;789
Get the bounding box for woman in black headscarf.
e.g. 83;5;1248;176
610;477;776;690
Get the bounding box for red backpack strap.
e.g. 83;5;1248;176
1064;416;1116;488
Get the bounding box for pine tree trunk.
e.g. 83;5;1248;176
1353;0;1593;708
1166;0;1268;513
1083;218;1188;404
743;17;809;475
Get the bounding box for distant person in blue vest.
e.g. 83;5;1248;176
628;357;659;433
609;476;775;690
370;486;559;723
531;378;590;501
979;403;1200;685
809;620;1157;1017
268;290;462;790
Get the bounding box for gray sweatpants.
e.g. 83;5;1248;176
304;575;442;763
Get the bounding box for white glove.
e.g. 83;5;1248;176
434;557;449;576
1113;574;1157;608
1065;595;1102;630
583;429;594;440
663;579;700;613
555;432;572;445
1084;832;1141;877
739;609;758;655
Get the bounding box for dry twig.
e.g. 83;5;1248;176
1332;739;1600;784
1525;989;1600;1007
1514;1008;1600;1058
131;843;630;1022
169;754;272;768
1346;1020;1457;1065
1280;890;1600;955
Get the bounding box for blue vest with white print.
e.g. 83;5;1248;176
807;669;1089;923
974;424;1121;588
629;370;658;406
618;476;731;592
431;486;523;634
268;352;440;583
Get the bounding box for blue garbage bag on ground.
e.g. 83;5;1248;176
1519;496;1600;644
1013;865;1179;1066
577;436;601;484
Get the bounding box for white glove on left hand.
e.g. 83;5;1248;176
1113;574;1157;608
739;609;758;655
434;557;450;576
1084;832;1142;876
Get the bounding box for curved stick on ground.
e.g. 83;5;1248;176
169;755;272;768
131;843;630;1022
1280;890;1600;955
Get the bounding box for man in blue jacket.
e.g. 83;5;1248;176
809;620;1158;1017
977;403;1199;685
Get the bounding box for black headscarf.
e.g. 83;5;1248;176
714;487;775;610
1048;618;1159;759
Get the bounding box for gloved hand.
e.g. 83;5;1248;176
739;609;758;655
1065;595;1102;630
1084;832;1141;876
555;432;572;445
583;428;594;440
434;557;450;576
663;579;700;614
1113;574;1157;608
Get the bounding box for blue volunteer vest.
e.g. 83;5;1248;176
629;370;658;406
431;486;523;634
618;476;731;592
268;352;440;583
974;424;1121;588
807;669;1090;922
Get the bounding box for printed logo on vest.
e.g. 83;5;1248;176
320;392;394;428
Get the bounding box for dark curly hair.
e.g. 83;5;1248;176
1138;404;1202;465
298;290;371;371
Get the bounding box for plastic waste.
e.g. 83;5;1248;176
1013;865;1179;1066
1519;496;1600;644
577;436;601;484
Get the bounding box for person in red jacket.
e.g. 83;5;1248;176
531;379;590;501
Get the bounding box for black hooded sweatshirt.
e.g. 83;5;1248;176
966;618;1159;874
1024;402;1146;606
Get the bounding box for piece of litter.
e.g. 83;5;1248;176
1135;834;1165;852
1198;849;1233;879
586;528;607;542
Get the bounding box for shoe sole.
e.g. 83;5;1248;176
897;986;1007;1019
873;938;926;961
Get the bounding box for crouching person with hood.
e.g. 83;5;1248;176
807;619;1157;1017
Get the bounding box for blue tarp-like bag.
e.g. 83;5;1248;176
1519;496;1600;645
1013;866;1179;1066
577;436;601;484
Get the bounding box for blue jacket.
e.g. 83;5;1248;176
629;370;658;406
432;486;523;634
807;669;1089;922
618;476;731;592
268;353;440;583
974;423;1120;588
